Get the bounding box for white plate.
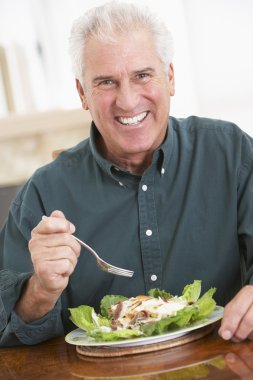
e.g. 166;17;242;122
65;306;223;347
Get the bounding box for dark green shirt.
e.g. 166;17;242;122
1;116;253;346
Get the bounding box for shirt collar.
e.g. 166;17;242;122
89;118;174;178
89;122;119;179
158;116;174;175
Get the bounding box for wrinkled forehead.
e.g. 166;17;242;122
83;30;160;74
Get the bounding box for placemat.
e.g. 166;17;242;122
76;324;214;357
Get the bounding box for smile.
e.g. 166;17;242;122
117;111;148;125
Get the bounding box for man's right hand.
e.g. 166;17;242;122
29;210;81;295
15;210;81;322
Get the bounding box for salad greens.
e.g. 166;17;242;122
69;280;217;342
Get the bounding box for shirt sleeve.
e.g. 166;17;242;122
0;180;64;346
237;133;253;285
0;270;64;346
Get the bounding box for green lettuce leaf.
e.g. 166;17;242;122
100;294;128;317
194;287;217;320
69;305;110;332
148;288;173;299
90;328;143;341
181;280;201;303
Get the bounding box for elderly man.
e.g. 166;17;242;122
0;1;253;346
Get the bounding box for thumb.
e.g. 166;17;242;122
44;210;76;233
50;210;66;219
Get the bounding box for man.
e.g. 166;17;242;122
0;1;253;346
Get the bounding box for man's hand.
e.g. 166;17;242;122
15;210;81;322
218;285;253;342
29;210;81;295
225;349;253;379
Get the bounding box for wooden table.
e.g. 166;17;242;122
0;326;253;380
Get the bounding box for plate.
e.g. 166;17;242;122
65;306;223;347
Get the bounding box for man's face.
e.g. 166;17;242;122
77;30;175;166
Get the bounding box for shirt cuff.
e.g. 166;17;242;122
11;298;64;345
0;270;64;345
0;270;32;328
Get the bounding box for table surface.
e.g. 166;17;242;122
0;325;253;380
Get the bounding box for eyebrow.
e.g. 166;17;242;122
92;67;156;85
134;67;155;75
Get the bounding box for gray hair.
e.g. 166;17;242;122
68;1;174;81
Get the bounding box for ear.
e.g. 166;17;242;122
168;63;175;96
76;79;89;110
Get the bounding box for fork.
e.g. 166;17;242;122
73;235;134;277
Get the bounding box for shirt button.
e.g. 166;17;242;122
119;181;124;186
151;274;157;282
161;167;165;175
142;184;147;191
146;229;152;236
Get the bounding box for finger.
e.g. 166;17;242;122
35;252;78;278
32;248;79;290
225;352;253;379
32;265;71;294
233;304;253;341
237;346;253;371
32;214;75;235
218;286;253;341
31;245;80;267
45;213;76;234
29;233;81;258
50;210;66;218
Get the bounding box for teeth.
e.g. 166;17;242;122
118;112;147;125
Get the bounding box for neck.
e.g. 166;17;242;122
111;154;152;175
97;137;152;175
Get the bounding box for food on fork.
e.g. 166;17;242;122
69;280;217;342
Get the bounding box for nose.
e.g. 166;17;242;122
115;81;139;111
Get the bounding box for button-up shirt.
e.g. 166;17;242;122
1;115;253;346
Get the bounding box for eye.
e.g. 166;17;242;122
135;72;152;82
138;73;149;78
98;79;115;87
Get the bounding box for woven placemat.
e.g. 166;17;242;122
76;324;214;357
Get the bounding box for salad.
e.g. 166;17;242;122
69;280;217;342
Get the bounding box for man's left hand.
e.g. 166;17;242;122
219;285;253;341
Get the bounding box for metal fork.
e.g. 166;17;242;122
73;236;134;277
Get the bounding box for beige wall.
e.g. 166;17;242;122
0;109;91;186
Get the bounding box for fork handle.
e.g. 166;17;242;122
72;235;99;260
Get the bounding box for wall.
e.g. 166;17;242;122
0;109;91;186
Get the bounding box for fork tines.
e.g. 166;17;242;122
107;267;134;277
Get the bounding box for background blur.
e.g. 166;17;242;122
0;0;252;188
